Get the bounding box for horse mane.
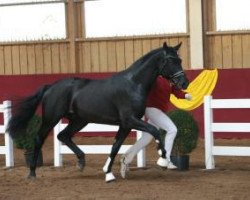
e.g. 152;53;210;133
130;47;162;68
118;46;163;76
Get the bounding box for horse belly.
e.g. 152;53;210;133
73;96;119;124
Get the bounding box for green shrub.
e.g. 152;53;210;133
160;109;199;155
14;115;42;150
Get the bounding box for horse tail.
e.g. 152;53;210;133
7;85;50;139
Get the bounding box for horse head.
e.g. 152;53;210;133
159;42;189;90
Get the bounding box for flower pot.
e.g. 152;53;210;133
24;149;43;167
171;155;189;170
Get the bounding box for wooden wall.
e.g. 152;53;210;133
1;0;250;75
205;32;250;69
0;35;189;75
77;35;190;73
0;41;71;75
203;0;250;69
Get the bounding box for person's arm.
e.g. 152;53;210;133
171;86;192;100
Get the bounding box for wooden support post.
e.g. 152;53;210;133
67;0;77;72
189;0;204;69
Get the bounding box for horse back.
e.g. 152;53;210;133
71;77;147;124
41;77;91;115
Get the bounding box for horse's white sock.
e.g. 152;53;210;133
103;157;111;173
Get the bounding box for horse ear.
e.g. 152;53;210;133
163;42;168;49
174;42;182;51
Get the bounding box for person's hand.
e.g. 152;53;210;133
185;93;192;101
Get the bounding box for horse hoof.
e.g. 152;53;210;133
105;172;116;183
77;164;84;171
156;157;168;168
27;174;36;180
77;160;85;171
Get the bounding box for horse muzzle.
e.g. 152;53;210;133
172;76;189;90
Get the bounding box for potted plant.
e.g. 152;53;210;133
13;115;43;167
160;109;199;170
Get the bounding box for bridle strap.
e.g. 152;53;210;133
158;52;184;82
169;71;184;79
158;59;168;75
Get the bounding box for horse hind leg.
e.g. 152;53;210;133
29;92;72;179
29;119;60;179
57;119;87;171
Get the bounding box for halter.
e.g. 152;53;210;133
168;70;185;85
168;70;185;79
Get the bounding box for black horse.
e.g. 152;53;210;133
8;42;189;182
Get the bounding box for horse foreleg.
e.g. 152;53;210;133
103;128;130;182
57;120;87;170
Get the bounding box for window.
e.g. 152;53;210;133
0;0;66;41
216;0;250;31
84;0;187;38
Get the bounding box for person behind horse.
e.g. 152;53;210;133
120;75;192;178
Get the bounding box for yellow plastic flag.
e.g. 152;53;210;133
170;69;218;110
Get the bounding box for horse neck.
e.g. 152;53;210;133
124;50;163;91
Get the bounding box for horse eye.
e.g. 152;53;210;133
175;58;182;64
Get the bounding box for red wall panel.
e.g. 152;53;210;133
1;69;250;138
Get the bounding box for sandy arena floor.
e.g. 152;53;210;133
1;136;250;200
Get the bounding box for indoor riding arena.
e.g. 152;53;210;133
0;0;250;199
